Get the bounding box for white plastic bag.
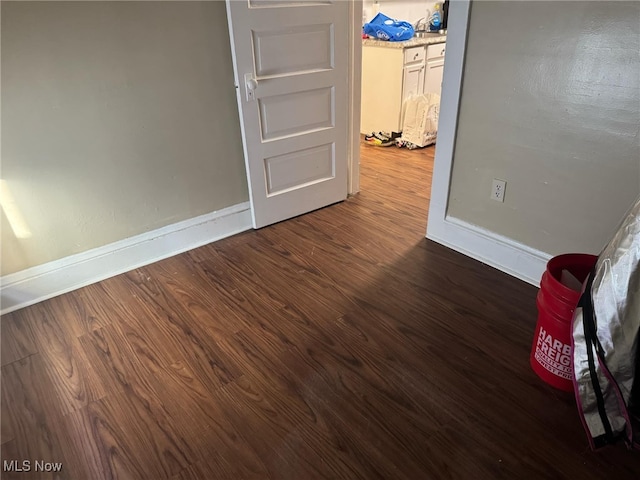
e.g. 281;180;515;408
400;93;440;148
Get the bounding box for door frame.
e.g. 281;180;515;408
348;0;363;195
420;0;547;286
424;0;470;235
347;0;470;225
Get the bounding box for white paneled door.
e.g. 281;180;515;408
226;0;350;228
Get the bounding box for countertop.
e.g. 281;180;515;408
362;33;446;48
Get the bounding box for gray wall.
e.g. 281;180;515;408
1;1;248;276
448;1;640;255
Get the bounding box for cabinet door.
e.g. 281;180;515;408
424;59;444;97
402;63;425;103
401;63;425;130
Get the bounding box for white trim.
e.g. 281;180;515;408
427;0;471;230
0;202;252;315
225;0;258;228
348;0;362;195
425;0;548;286
429;216;551;286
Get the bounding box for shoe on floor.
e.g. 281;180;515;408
364;131;398;147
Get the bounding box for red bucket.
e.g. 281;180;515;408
530;253;597;391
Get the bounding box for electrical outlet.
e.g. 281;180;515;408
491;179;506;202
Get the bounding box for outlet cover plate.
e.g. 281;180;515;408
491;179;506;202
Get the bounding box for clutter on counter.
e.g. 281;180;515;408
363;13;414;42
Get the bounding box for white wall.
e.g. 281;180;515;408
447;1;640;256
363;0;437;26
1;1;249;275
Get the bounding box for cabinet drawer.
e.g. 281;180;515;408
426;43;446;61
404;46;425;64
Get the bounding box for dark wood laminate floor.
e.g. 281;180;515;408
2;144;639;479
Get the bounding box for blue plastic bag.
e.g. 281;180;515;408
363;13;414;42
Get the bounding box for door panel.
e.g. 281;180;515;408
252;24;334;77
265;143;335;195
226;0;349;228
258;86;334;140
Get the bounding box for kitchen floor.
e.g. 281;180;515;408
2;143;640;479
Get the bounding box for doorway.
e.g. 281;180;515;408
356;1;450;235
225;0;470;242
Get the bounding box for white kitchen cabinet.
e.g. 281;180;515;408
360;40;445;135
424;43;446;97
402;63;426;102
403;46;426;64
361;46;415;135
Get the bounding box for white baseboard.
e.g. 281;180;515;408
1;202;252;315
427;215;551;287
